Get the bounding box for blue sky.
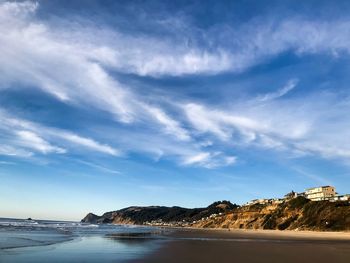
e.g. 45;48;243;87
1;0;350;220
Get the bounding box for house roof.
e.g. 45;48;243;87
305;185;333;191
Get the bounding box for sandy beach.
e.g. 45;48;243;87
2;219;350;262
132;228;350;263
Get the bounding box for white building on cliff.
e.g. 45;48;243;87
305;186;335;201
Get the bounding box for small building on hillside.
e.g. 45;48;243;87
331;194;350;202
271;198;284;205
305;186;336;201
284;191;297;200
244;198;271;206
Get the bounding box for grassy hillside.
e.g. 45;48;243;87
81;200;236;225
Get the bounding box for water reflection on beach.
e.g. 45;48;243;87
0;218;165;263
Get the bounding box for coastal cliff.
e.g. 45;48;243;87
82;197;350;231
82;201;237;225
192;197;350;231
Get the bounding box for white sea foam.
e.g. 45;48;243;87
0;217;160;251
0;218;98;229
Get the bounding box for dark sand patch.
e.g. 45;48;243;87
131;228;350;263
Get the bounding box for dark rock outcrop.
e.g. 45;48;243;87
81;213;101;224
81;200;237;225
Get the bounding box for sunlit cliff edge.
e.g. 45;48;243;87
82;197;350;231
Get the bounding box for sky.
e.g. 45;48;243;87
1;0;350;221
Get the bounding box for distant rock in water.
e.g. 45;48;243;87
81;200;237;225
27;218;32;221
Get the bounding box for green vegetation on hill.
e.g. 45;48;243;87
81;200;237;225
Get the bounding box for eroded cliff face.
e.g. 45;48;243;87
192;197;350;231
81;197;350;231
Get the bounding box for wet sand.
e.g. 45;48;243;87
132;228;350;263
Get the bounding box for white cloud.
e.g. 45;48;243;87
295;142;350;159
127;49;232;76
81;18;350;77
0;109;236;169
0;110;120;157
142;104;190;141
76;160;121;174
0;1;135;123
16;130;66;154
127;18;350;76
258;79;298;102
183;152;211;165
0;145;33;158
3;1;350;168
225;156;237;165
182;90;350;164
0;1;37;19
184;103;264;141
182;152;237;168
184;104;231;140
0;1;195;142
257;134;285;150
54;132;120;156
213;19;350;73
3;1;350;88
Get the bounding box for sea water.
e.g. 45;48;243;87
0;218;166;262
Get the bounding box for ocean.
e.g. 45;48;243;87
0;218;165;262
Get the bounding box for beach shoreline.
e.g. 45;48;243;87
130;227;350;263
2;218;350;262
127;224;350;240
174;226;350;239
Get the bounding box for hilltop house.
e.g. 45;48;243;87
242;185;349;206
305;186;336;201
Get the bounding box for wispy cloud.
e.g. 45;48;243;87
182;152;237;169
0;1;134;123
0;107;237;168
182;152;211;166
181;89;350;164
258;79;298;102
76;160;121;175
291;166;332;186
141;104;190;141
183;103;267;141
55;132;119;156
0;146;33;158
4;1;350;87
16;130;66;154
0;1;193;142
0;110;120;157
2;1;350;169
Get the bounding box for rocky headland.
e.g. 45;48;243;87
82;197;350;231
